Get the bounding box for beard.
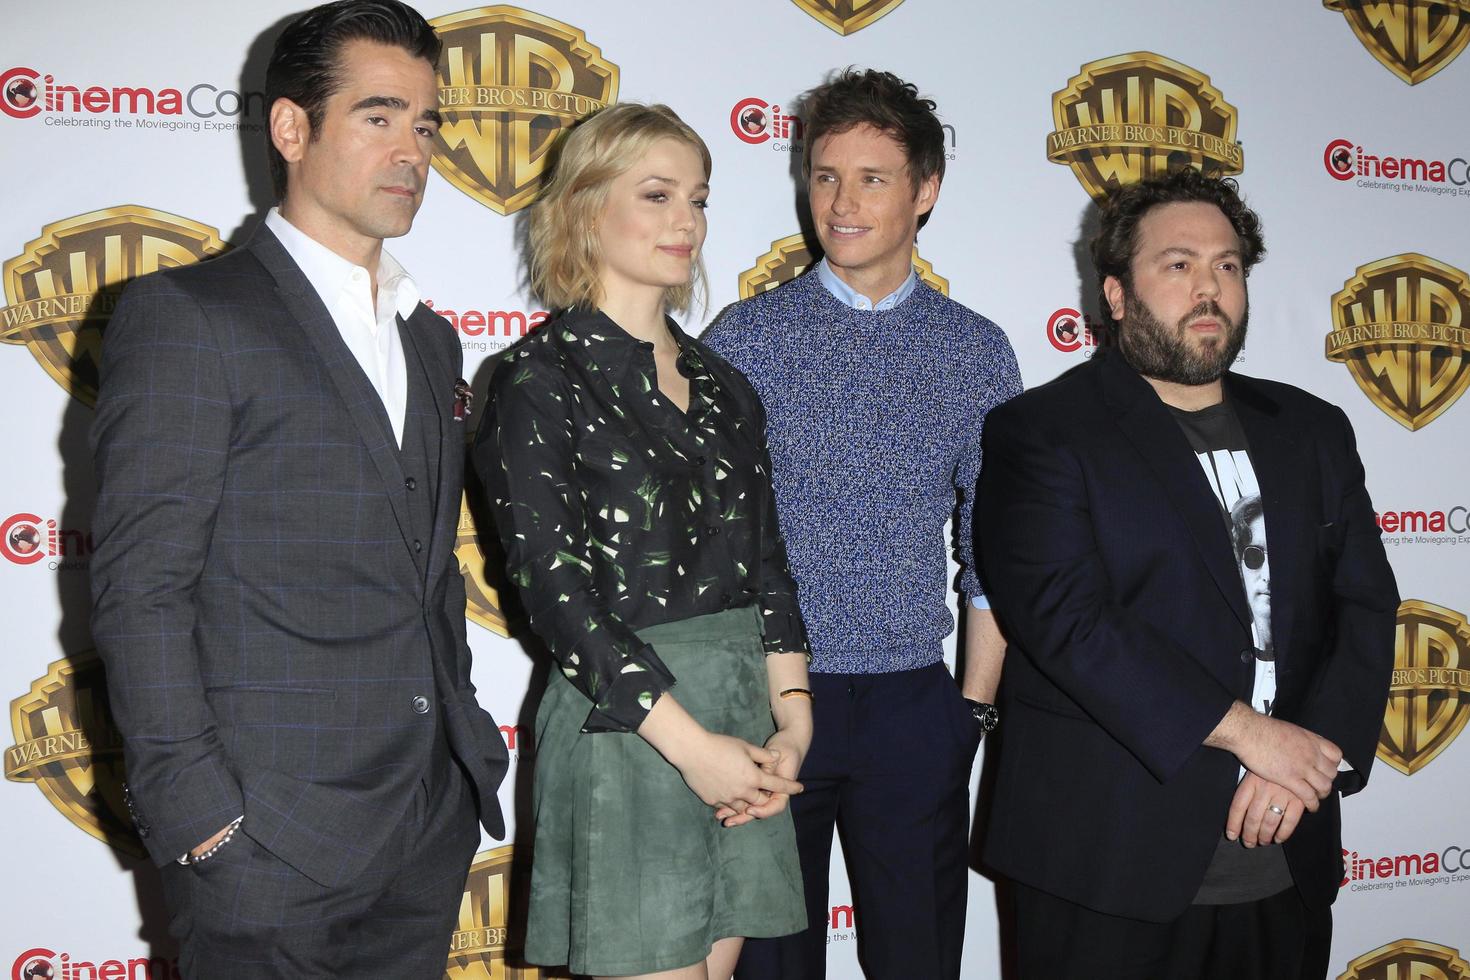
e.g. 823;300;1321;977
1116;288;1248;386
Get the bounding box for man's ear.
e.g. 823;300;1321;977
914;171;940;221
270;97;310;166
1102;275;1127;323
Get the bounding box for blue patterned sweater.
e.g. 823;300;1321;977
704;270;1022;673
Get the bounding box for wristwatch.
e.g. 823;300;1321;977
964;698;999;739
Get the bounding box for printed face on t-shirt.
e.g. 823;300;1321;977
1235;509;1271;649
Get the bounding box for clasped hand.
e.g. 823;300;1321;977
714;727;808;827
1221;711;1343;847
677;731;803;827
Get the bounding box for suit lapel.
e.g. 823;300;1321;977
248;227;420;579
399;307;458;594
1227;374;1305;670
1098;352;1252;629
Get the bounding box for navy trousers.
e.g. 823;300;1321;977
735;663;982;980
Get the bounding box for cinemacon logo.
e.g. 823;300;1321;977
423;300;547;338
730;96;958;159
1324;137;1470;185
1341;844;1470;892
1046;308;1101;353
10;946;178;980
730;96;805;147
1376;507;1470;534
0;513;92;567
0;65;264;120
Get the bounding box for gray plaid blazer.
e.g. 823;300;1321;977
90;225;508;888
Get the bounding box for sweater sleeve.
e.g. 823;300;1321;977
956;322;1024;603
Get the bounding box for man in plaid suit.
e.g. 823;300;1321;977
88;3;508;976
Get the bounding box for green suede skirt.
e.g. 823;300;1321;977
523;606;806;976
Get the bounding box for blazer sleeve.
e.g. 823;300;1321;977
472;351;676;734
89;274;245;867
977;405;1238;783
1293;406;1399;794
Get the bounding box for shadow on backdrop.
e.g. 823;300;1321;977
25;15;292;964
969;191;1111;979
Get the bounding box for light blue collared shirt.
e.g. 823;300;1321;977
811;257;991;613
815;256;919;312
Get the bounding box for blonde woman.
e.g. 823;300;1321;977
472;103;811;980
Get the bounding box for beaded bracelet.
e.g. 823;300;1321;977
179;815;244;866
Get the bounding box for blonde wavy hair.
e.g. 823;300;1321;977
529;102;712;313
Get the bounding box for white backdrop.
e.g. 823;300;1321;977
3;2;1469;977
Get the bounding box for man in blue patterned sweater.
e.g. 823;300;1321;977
705;69;1022;980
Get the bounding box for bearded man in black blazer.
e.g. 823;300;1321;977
89;3;507;976
977;169;1397;980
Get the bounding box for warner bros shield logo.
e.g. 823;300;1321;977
1324;0;1470;85
2;206;228;406
789;0;907;35
446;845;570;979
1338;938;1470;980
456;492;510;637
1047;52;1245;202
429;6;619;216
1378;600;1470;776
737;233;949;300
5;652;142;857
1327;253;1470;431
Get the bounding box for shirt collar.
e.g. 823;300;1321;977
560;307;694;354
556;308;713;382
815;256;918;312
265;207;420;320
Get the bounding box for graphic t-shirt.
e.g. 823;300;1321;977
1169;399;1293;904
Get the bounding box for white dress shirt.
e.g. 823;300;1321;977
265;208;419;447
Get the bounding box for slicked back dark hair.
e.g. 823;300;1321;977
265;0;441;199
1090;168;1266;329
801;68;946;228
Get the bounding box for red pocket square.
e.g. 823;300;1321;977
453;378;473;421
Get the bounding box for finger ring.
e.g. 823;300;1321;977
1268;804;1285;816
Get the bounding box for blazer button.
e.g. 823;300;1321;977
405;477;417;491
1239;649;1253;664
413;539;423;553
720;592;732;606
123;784;149;836
412;695;430;714
705;525;721;536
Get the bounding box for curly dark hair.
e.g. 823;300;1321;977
1090;168;1266;329
265;0;442;199
801;68;946;227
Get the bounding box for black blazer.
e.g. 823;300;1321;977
90;226;508;888
976;349;1397;922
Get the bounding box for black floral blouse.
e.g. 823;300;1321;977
473;308;809;733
